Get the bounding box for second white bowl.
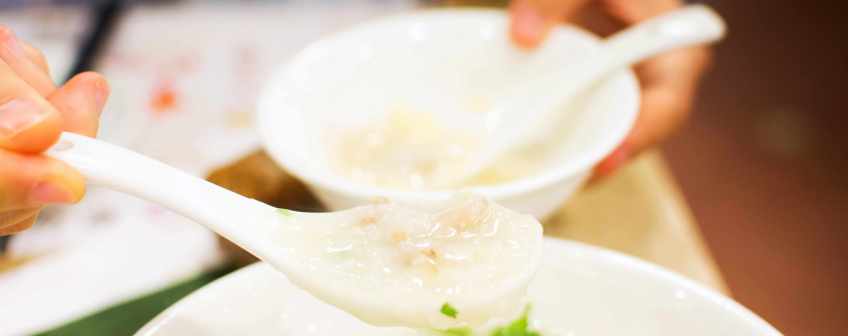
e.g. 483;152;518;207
136;238;781;335
257;9;639;218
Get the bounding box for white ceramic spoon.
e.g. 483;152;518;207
452;5;726;185
46;132;543;329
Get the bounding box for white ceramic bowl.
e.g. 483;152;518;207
257;9;639;218
136;238;781;335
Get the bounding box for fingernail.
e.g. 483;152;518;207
29;182;75;204
594;143;632;177
511;2;548;48
93;79;109;107
0;99;50;140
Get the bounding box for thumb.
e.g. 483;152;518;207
509;0;593;49
48;72;109;137
510;0;550;49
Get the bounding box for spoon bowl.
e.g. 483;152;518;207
46;132;543;329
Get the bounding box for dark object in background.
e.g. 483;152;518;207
64;0;128;81
64;0;188;80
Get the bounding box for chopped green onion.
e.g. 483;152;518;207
440;327;472;336
441;303;459;318
489;305;540;336
433;304;542;336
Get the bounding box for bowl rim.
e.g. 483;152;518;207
136;238;782;336
256;8;640;203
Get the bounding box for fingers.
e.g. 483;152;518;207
509;0;551;49
508;0;684;49
0;214;38;236
0;26;99;236
509;0;593;49
591;47;711;179
49;72;109;136
21;41;50;76
601;0;681;25
630;46;711;148
0;62;63;154
588;0;711;179
0;208;39;236
0;26;109;138
592;141;632;180
0;144;85;235
0;25;55;96
0;149;85;212
628;73;693;151
590;80;693;179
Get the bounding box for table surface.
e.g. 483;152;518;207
546;150;727;293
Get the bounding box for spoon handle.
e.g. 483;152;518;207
601;4;725;72
536;5;725;104
528;5;725;128
46;132;275;252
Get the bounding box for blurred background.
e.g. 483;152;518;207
663;1;847;335
0;0;845;335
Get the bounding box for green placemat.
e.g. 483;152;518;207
34;264;238;336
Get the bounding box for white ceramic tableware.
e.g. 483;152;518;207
449;5;724;184
258;9;642;218
136;238;782;336
46;132;543;328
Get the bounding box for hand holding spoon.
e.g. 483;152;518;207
47;132;543;329
450;5;726;185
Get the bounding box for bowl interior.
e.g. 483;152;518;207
137;239;780;336
258;9;639;199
